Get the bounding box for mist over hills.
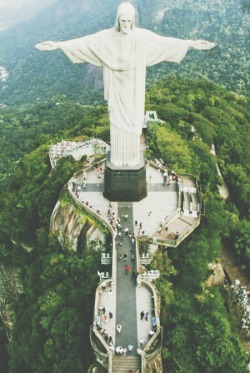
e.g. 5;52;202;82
0;0;56;30
0;0;249;106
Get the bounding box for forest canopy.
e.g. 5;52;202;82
0;75;249;371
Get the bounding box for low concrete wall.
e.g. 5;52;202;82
140;280;163;373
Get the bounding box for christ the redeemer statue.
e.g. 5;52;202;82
36;2;215;168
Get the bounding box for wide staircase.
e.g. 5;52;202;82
112;356;141;373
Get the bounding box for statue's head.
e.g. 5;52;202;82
115;2;136;33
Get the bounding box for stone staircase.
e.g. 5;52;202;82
112;356;141;373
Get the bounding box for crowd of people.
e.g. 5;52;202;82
230;279;250;335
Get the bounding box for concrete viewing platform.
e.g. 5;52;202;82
72;161;201;248
67;159;202;372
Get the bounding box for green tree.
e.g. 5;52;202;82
224;164;250;219
229;218;250;269
193;288;247;373
156;126;193;173
190;141;220;193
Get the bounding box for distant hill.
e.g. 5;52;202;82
0;0;249;106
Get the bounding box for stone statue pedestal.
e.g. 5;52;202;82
103;155;147;202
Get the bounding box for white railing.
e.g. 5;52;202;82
97;271;110;281
101;253;112;265
139;253;152;265
140;270;160;282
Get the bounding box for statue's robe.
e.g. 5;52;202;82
59;28;192;166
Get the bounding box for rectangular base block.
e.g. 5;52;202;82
103;161;147;202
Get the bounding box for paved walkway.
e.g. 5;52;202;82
210;148;229;200
74;163;198;355
115;203;138;354
96;203;157;355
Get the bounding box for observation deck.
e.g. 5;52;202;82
68;159;202;372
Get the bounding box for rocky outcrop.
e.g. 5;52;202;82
50;199;105;252
206;262;225;286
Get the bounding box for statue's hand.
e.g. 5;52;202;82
192;40;216;50
35;41;59;51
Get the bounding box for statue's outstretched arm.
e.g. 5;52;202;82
35;41;59;51
191;40;216;50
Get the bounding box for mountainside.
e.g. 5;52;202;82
0;0;249;106
0;78;249;372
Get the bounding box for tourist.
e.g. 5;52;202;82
139;337;144;346
116;346;122;354
149;330;155;338
117;324;122;333
137;348;142;355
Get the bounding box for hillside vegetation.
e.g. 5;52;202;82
0;77;249;371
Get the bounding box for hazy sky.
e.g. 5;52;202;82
0;0;56;8
0;0;30;8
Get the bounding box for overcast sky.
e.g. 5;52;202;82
0;0;30;8
0;0;56;8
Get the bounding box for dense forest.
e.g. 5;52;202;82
0;77;249;372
